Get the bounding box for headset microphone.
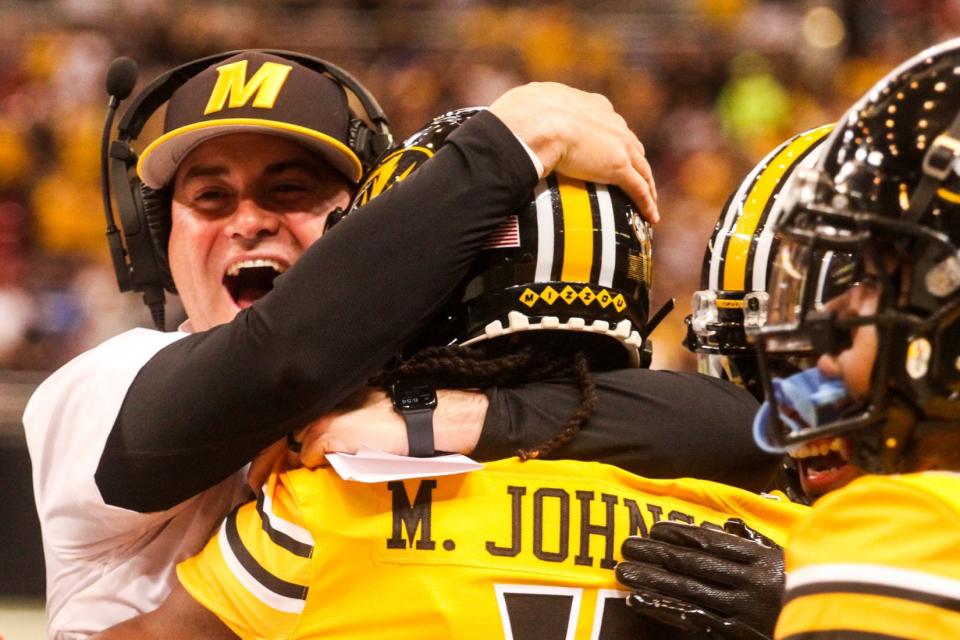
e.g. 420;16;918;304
101;57;167;330
101;57;139;293
105;57;138;103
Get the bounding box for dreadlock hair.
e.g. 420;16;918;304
371;332;621;460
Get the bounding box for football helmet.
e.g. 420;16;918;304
754;38;960;471
686;125;834;401
350;108;652;367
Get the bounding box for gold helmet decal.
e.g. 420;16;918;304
352;146;433;210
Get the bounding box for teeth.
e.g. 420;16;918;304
836;439;851;462
790;437;847;460
226;258;286;277
790;443;811;459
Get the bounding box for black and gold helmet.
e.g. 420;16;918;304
352;108;652;367
755;38;960;470
685;125;834;399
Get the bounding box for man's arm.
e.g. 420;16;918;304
292;370;778;493
95;85;657;512
277;388;487;472
90;584;236;640
476;370;779;492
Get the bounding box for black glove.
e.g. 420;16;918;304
615;518;784;640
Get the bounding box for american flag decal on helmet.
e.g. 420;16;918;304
482;215;521;249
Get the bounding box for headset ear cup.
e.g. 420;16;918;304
348;117;374;168
138;182;176;293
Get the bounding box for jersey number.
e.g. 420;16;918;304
494;585;643;640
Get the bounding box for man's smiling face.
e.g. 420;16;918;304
168;132;353;331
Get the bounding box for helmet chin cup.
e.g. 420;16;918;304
465;311;645;367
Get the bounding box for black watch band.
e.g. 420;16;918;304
402;408;435;458
390;381;437;457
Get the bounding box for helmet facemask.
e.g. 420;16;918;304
755;166;960;472
749;38;960;472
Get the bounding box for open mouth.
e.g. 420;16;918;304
224;258;287;309
790;436;860;498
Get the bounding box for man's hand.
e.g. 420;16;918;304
489;82;659;223
292;388;488;467
615;519;785;640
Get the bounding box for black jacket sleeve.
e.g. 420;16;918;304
96;111;538;512
475;370;779;493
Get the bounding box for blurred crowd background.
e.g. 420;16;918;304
1;1;958;623
0;0;956;375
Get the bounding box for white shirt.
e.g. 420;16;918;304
23;328;250;639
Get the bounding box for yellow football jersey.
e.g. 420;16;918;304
776;471;960;640
179;457;807;640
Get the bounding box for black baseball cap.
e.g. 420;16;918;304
137;51;362;189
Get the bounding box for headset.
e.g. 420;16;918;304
100;49;393;329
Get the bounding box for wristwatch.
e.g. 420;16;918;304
390;380;437;457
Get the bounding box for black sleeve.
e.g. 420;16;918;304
96;111;539;512
474;370;780;493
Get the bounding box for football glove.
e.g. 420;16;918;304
615;518;784;640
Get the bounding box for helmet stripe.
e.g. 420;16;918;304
709;153;771;291
723;129;828;291
595;184;617;287
557;174;594;282
533;179;554;282
750;124;835;291
586;181;603;285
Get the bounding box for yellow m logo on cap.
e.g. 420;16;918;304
204;60;292;115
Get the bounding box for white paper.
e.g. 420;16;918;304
326;445;483;483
